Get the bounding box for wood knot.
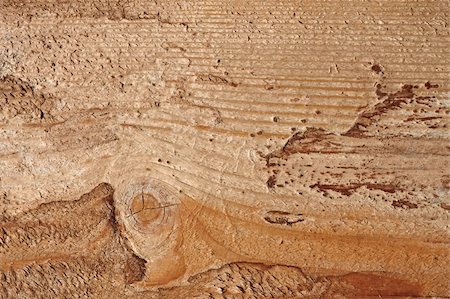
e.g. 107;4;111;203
116;178;186;285
123;179;180;238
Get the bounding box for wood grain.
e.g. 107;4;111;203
0;0;449;297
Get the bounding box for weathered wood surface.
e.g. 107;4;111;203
0;0;449;297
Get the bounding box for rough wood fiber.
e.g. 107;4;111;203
0;0;449;298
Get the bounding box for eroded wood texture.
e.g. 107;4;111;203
0;0;449;298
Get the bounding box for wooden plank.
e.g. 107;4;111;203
0;0;449;297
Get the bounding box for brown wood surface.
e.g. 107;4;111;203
0;0;449;298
